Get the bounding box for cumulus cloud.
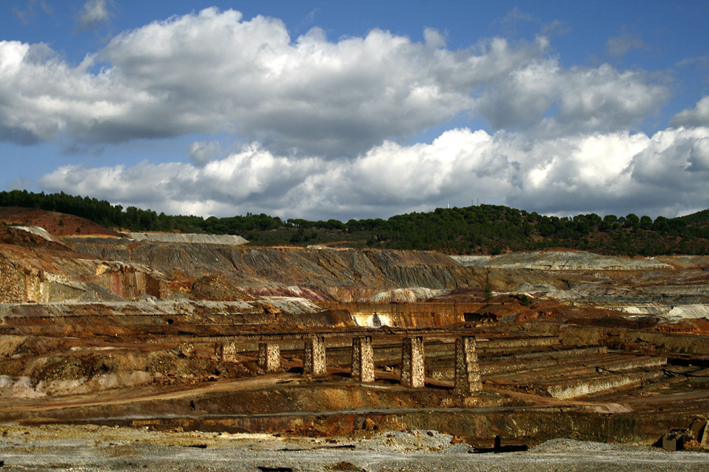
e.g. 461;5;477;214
39;144;326;217
671;96;709;128
687;137;709;172
38;126;709;220
0;7;669;158
9;7;702;219
76;0;113;32
477;62;669;134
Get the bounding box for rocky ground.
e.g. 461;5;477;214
0;425;707;471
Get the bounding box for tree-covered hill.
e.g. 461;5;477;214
1;190;708;256
678;209;709;226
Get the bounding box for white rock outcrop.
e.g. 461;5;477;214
126;232;248;245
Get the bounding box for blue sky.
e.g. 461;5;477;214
1;0;708;220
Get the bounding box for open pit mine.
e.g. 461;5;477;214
1;219;709;469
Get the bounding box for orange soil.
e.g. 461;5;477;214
0;207;121;237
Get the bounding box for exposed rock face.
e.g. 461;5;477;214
126;232;248;245
191;274;256;301
2;227;708;316
0;298;328;326
61;239;479;301
66;238;470;284
0;228;172;303
0;226;68;252
60;237;573;302
452;251;676;271
455;251;709;317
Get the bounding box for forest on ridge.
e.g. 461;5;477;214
2;190;708;256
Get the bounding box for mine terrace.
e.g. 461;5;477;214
1;209;709;469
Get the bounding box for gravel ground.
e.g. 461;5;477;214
0;425;707;471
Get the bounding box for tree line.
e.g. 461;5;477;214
1;190;708;256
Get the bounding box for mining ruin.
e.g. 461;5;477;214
1;208;709;463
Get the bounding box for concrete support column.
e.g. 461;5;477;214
222;342;237;363
258;342;281;372
351;336;375;383
454;337;482;395
400;337;425;388
304;336;327;376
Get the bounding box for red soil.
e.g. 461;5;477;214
0;207;121;237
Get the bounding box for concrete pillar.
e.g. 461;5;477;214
454;337;482;395
258;342;281;372
351;336;374;383
304;336;327;376
222;342;237;363
400;337;425;388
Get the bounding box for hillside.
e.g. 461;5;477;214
1;190;709;256
1;201;709;454
0;206;121;237
678;209;709;226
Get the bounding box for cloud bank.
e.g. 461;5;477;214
39;122;709;220
2;8;707;219
0;8;668;153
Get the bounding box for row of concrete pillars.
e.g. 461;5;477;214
251;336;482;395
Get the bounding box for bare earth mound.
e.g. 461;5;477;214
0;206;122;237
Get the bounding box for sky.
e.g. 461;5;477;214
1;1;708;221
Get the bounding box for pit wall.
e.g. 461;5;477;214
89;264;168;300
2;262;171;304
17;268;91;304
315;302;486;328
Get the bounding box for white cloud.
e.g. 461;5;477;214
9;7;702;220
0;40;134;144
0;7;668;158
671;96;709;128
38;126;709;220
688;138;709;172
477;61;669;134
76;0;113;32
